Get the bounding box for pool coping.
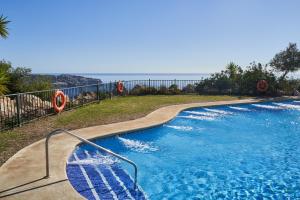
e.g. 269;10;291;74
0;97;298;199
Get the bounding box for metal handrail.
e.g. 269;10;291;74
45;129;138;189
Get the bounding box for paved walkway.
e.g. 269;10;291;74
0;98;290;199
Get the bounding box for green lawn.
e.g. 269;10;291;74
55;95;241;128
0;131;24;152
0;95;243;165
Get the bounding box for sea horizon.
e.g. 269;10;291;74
36;72;211;75
34;72;300;83
35;73;212;83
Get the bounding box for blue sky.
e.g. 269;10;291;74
0;0;300;73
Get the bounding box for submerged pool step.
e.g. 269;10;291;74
67;151;146;200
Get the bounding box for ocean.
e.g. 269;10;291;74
73;73;210;83
43;72;300;83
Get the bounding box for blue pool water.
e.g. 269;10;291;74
67;100;300;199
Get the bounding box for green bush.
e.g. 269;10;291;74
21;75;52;92
157;86;169;95
182;84;195;93
99;92;110;100
240;62;277;95
168;84;181;95
129;84;157;95
195;62;283;96
277;79;300;96
0;60;10;95
0;60;52;94
130;84;146;95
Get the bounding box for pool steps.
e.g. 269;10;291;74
45;129;144;200
67;151;147;200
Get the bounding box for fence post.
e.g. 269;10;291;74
148;79;151;93
96;81;100;101
109;81;112;100
16;94;21;127
80;87;83;106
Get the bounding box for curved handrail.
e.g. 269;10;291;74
45;129;137;189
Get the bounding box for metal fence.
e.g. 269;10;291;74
0;80;203;131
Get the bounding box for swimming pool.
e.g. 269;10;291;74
67;100;300;199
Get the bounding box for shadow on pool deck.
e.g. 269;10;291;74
0;178;68;198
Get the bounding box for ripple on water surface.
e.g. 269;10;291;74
75;101;300;199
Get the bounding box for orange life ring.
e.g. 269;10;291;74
52;90;66;113
257;80;268;92
117;81;124;93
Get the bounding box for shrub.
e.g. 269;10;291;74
168;84;181;95
195;62;281;96
195;72;232;95
157;86;169;95
8;66;32;93
240;62;277;95
21;75;52;92
182;84;195;93
100;93;109;100
147;87;158;95
277;79;300;96
129;84;157;95
0;60;53;94
0;60;10;95
130;84;145;95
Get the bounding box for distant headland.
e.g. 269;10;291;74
31;74;102;88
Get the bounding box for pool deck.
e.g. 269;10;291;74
0;97;297;199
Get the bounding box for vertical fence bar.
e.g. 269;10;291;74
148;79;151;93
6;97;11;128
16;94;21;127
96;81;100;101
109;81;112;99
0;97;2;129
80;87;83;106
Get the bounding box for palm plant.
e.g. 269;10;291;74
0;69;9;95
0;15;10;39
0;60;11;95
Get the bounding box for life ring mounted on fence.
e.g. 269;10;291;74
257;80;269;93
52;90;66;113
117;81;124;93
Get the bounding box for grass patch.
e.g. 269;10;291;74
55;95;240;128
0;95;243;165
0;131;24;152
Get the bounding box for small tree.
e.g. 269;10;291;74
0;60;11;94
270;43;300;80
225;62;242;81
225;62;243;93
182;84;195;93
0;15;10;39
8;66;32;93
168;84;180;94
0;68;9;95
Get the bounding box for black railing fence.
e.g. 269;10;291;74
0;79;220;130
